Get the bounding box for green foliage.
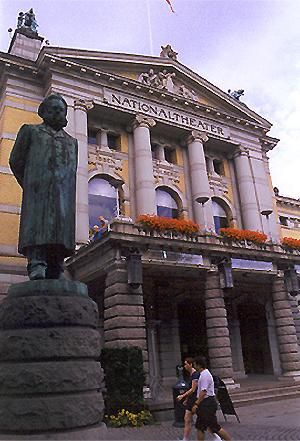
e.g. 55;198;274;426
105;408;153;427
101;347;145;414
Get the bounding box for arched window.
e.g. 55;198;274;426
88;177;119;226
212;200;229;233
156;188;179;219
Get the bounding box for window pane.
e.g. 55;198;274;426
88;178;118;226
88;129;97;145
212;200;227;217
156;189;178;219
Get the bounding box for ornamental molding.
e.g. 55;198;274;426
187;130;209;144
133;114;156;129
74;98;94;111
88;150;123;175
153;161;180;186
209;175;229;197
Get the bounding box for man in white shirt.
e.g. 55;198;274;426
192;356;231;441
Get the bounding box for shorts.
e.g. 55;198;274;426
195;396;221;433
185;392;197;411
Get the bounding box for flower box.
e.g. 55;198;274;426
219;227;268;245
281;237;300;251
136;215;200;235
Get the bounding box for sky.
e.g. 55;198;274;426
0;0;299;199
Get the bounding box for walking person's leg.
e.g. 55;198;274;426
182;409;193;441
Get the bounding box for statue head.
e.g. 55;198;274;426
38;94;68;131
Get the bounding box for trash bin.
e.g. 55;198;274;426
172;365;189;427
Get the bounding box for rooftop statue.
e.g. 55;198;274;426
17;8;38;34
228;89;245;100
160;44;178;61
9;95;78;280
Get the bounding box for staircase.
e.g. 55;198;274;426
230;376;300;407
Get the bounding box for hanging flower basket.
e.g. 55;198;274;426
219;227;268;245
281;237;300;251
136;215;200;235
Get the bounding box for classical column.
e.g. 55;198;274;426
104;260;148;373
205;270;235;384
99;129;110;151
187;131;214;229
233;147;262;231
272;276;300;379
74;99;93;245
132;114;157;215
229;318;246;378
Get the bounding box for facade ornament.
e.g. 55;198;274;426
17;8;38;34
133;114;156;129
160;44;178;61
74;99;94;112
228;89;244;100
137;69;176;93
177;84;198;101
188;130;209;144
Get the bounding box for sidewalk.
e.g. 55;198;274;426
106;397;300;440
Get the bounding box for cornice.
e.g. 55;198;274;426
276;195;300;208
33;54;269;136
39;46;272;128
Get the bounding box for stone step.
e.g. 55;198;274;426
232;389;300;408
230;384;300;399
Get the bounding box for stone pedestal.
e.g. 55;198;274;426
0;280;107;439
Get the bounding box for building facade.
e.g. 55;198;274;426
1;23;300;402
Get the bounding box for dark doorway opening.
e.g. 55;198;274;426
238;302;273;374
178;300;208;363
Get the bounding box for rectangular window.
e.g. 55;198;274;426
279;216;288;226
107;133;121;151
88;128;97;145
213;159;224;176
164;147;177;164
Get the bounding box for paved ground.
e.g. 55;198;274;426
106;398;300;440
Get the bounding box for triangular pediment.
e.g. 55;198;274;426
38;46;271;128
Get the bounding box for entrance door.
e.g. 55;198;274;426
178;300;207;362
238;302;273;374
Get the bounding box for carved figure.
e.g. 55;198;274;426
24;8;38;33
138;69;158;87
17;12;24;28
157;69;175;92
160;44;178;61
228;89;244;100
9;95;78;280
178;85;198;101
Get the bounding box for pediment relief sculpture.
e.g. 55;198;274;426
137;68;199;101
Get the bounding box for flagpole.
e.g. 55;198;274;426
146;0;154;56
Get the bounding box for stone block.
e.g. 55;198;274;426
272;291;289;302
208;347;232;359
205;308;227;319
207;336;230;348
7;279;88;298
277;334;298;345
104;315;145;330
104;305;145;319
275;317;294;328
0;360;102;395
276;325;296;336
104;327;146;341
279;351;300;362
0;328;101;361
212;367;233;379
273;308;293;319
104;339;147;350
105;268;128;286
206;318;228;328
0;392;103;433
104;282;129;297
205;298;225;309
104;293;144;308
0;295;98;329
272;300;290;310
210;356;233;369
281;361;300;372
204;289;222;300
206;327;230;338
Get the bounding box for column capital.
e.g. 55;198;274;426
74;98;94;112
233;145;249;159
187;130;209;145
132;114;156;130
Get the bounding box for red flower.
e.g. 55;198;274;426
281;237;300;250
136;215;200;235
219;228;267;244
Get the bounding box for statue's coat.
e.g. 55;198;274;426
9;123;78;256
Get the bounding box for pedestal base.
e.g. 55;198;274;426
0;280;105;437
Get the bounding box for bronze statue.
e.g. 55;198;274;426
9;94;78;280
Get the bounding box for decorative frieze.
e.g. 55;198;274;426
88;151;123;175
153;161;180;186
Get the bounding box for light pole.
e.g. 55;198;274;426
196;196;210;231
261;209;273;241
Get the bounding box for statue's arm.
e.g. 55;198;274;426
9;124;31;188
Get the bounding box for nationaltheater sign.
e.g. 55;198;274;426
104;89;230;138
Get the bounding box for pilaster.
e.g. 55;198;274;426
104;261;148;372
132;114;157;216
205;270;235;384
272;276;300;379
186;131;214;230
74;99;93;245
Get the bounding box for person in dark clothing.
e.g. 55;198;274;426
176;358;200;441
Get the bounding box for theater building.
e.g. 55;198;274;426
0;19;300;402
